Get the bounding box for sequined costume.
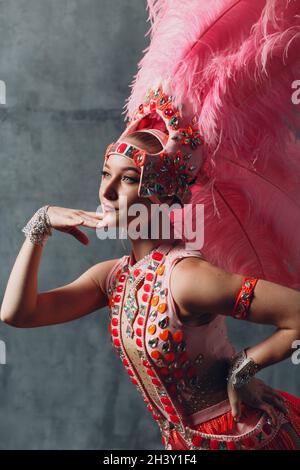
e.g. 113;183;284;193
105;241;300;450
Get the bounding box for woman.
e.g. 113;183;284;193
1;127;300;450
2;0;300;451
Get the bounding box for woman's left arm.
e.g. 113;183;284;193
173;257;300;368
172;258;300;423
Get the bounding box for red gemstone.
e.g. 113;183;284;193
146;273;154;281
142;293;149;302
160;367;169;376
112;329;119;337
152;251;163;262
226;441;237;450
122;358;129;367
134;269;140;277
116;285;123;292
191;435;202;447
210;439;220;450
119;274;126;282
127;369;134;377
152;378;161;386
137;317;144;326
147;404;153;413
131;378;138;385
143;283;151;292
117;143;127;153
111;318;118;326
136;338;142;347
165;406;176;414
170;415;180;424
165;352;175;362
113;339;120;347
136;328;142;337
150;100;156;112
142;360;151;368
147;369;156;377
161;397;172;406
164;108;174;117
153;414;160;421
114;294;121;303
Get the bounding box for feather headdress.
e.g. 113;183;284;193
109;0;300;288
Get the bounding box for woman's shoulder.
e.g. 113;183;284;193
92;256;127;297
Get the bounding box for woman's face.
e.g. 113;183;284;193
99;153;153;230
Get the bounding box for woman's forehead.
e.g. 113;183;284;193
104;155;140;173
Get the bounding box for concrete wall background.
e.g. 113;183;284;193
0;0;299;450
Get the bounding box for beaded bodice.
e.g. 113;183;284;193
106;241;237;426
105;241;289;449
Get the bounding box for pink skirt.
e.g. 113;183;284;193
167;389;300;450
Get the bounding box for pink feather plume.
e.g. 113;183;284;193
124;0;300;288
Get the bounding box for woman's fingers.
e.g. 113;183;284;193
227;384;242;421
258;402;278;426
66;227;89;245
263;393;289;415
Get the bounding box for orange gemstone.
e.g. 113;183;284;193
151;350;160;360
173;330;183;342
156;265;165;275
159;329;169;341
157;303;167;313
151;295;159;306
148;324;156;335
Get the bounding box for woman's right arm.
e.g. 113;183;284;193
0;206;117;328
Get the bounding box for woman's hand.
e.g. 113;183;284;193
227;377;288;426
47;206;104;245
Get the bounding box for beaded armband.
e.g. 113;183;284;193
232;277;258;320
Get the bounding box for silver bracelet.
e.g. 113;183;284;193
22;205;53;247
226;349;261;389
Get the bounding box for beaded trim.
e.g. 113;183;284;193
231;277;258;320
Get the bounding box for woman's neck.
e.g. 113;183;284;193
129;237;179;264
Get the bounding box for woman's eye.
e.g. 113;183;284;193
101;170;109;178
122;176;139;183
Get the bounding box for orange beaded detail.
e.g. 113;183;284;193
148;324;157;335
151;295;159;306
156;265;165;276
150;350;161;360
159;329;170;341
157;303;167;313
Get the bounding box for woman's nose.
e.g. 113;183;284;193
101;181;118;201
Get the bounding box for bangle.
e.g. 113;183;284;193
232;277;258;320
227;349;261;389
22;205;53;247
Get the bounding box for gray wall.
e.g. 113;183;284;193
0;0;299;450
